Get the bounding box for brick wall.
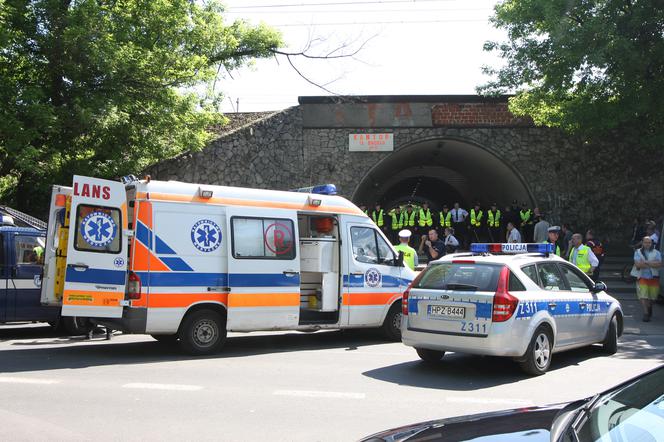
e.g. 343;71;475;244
431;102;532;127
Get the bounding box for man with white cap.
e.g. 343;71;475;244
393;229;418;270
544;225;562;256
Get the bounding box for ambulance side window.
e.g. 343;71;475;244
73;205;122;254
351;226;394;265
231;217;296;260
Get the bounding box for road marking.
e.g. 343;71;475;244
0;377;61;385
273;390;365;399
445;396;532;406
122;383;202;391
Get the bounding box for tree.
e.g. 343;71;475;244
480;0;664;146
0;0;282;214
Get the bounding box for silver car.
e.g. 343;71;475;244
401;246;623;375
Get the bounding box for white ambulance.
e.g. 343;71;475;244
40;175;416;354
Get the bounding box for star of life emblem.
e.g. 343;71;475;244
191;219;222;252
365;268;382;288
80;212;117;248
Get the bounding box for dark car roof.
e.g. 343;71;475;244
360;405;566;442
0;226;44;234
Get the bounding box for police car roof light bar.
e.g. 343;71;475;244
470;243;554;256
290;184;338;195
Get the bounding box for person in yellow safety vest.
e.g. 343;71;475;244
371;203;385;230
543;226;562;256
418;202;433;228
402;205;417;229
388;206;404;243
487;202;501;243
520;202;534;242
393;229;418;270
439;204;452;228
568;233;599;276
359;204;368;216
469;202;484;242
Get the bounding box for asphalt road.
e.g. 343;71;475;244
0;314;662;442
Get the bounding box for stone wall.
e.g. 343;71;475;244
146;97;664;248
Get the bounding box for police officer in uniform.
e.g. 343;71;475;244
388;206;404;243
451;202;468;249
393;229;418;270
487;202;501;243
418;202;433;237
439;204;452;231
359;204;368;216
519;202;534;242
371;203;386;235
469;201;484;243
569;233;599;277
402;205;418;232
543;226;562;256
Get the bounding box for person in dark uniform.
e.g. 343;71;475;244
419;228;445;262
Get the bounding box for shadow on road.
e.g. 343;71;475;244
0;327;388;373
362;335;664;391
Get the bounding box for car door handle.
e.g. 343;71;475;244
351;272;364;276
207;286;231;293
67;263;89;271
283;270;300;277
548;302;557;309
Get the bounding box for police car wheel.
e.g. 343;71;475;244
519;326;553;376
382;305;402;341
179;310;226;355
415;348;445;363
602;315;618;355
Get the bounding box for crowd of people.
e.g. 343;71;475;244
359;200;608;279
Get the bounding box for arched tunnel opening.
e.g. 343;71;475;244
353;138;534;215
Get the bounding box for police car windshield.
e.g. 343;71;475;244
415;263;502;292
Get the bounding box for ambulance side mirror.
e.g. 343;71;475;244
395;251;404;267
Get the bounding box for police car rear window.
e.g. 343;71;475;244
415;263;502;292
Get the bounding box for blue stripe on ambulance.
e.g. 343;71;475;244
155;235;177;254
159;257;194;272
136;272;301;287
343;274;412;288
135;221;153;249
65;268;126;285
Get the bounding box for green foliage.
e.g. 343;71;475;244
481;0;664;146
0;0;282;215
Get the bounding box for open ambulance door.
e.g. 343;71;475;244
60;176;128;318
225;207;300;330
41;185;72;306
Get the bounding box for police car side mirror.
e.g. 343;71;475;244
591;281;607;293
395;251;404;267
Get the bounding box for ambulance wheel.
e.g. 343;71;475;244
382;304;402;341
416;348;445;363
178;309;226;355
151;334;178;344
602;315;619;355
519;326;553;376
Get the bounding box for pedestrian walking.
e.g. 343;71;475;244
443;227;460;254
419;228;445;262
393;229;418;271
533;215;550;243
506;221;522;243
568;233;599;278
631;236;661;322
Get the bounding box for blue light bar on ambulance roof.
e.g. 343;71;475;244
291;184;338;195
470;243;555;254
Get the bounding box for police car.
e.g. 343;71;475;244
401;243;623;375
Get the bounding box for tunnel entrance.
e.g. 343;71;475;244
352;138;534;213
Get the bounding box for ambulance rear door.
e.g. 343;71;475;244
225;207;300;330
61;176;128;318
